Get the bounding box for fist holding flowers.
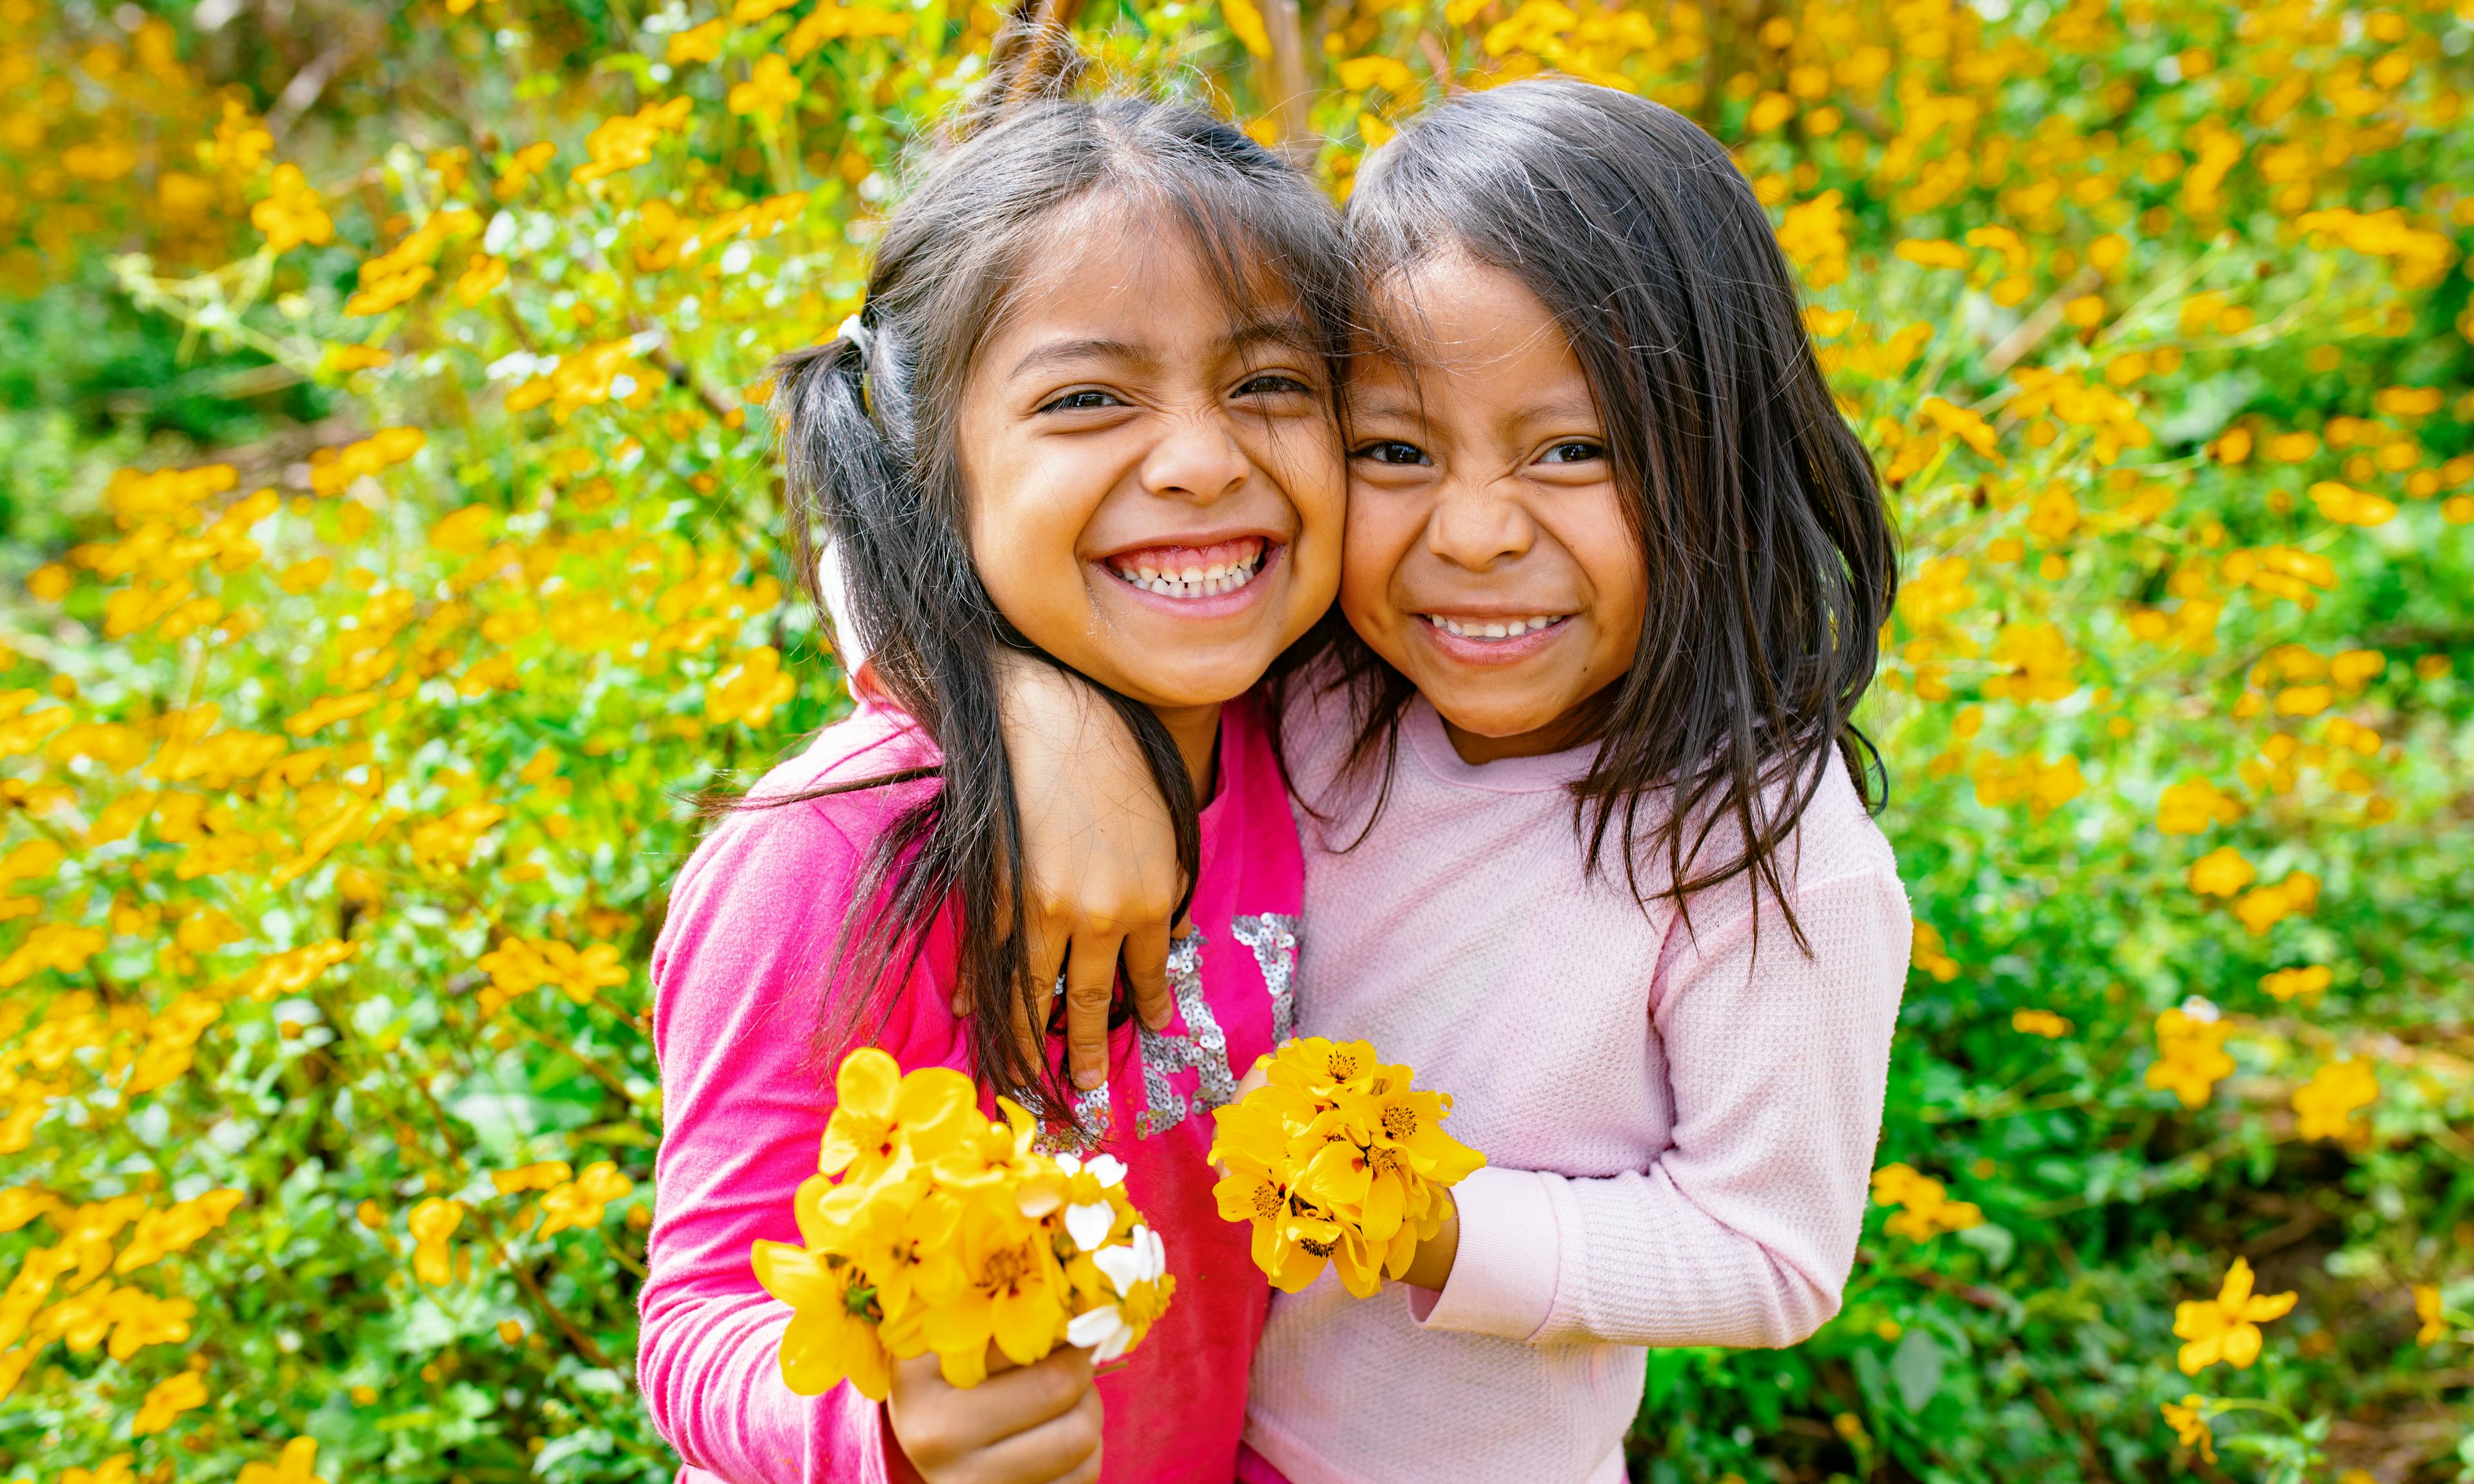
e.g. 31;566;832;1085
1209;1038;1485;1298
753;1049;1173;1400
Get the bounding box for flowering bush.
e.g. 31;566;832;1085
1;0;2469;1480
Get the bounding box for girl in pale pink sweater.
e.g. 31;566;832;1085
638;95;1356;1484
1002;80;1913;1483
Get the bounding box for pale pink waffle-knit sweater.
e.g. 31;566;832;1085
1240;694;1910;1484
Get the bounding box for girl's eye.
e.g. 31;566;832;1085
1042;389;1123;412
1540;441;1606;465
1352;440;1432;467
1236;373;1310;397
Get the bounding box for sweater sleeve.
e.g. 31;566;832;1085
1415;868;1910;1349
637;796;928;1484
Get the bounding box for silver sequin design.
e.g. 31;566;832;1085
1230;912;1301;1046
1135;929;1238;1137
1030;1082;1113;1157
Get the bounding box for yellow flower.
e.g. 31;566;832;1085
2259;964;2330;1001
2187;846;2254;897
728;54;803;119
752;1239;894;1399
408;1197;463;1286
667;19;728;64
539;1161;635;1235
2413;1283;2447;1345
251;164;332;253
2011;1009;2071;1038
2158;1394;2215;1462
236;1437;326;1484
1211;1040;1482;1297
2147;1004;2236;1109
130;1369;208;1436
921;1198;1070;1386
1870;1163;1982;1241
535;940;628;1004
2290;1059;2377;1141
707;645;798;727
2173;1257;2296;1373
817;1048;977;1186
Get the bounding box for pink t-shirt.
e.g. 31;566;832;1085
640;694;1302;1484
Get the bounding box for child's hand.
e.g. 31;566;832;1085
990;651;1183;1089
885;1345;1102;1484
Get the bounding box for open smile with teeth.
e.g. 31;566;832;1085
1424;614;1568;641
1106;536;1269;600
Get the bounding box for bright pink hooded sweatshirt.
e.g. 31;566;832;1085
640;696;1302;1484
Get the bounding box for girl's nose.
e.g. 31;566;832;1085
1426;476;1536;572
1138;415;1251;506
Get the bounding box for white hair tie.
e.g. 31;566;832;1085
838;313;875;363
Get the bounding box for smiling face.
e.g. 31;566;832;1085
1340;253;1648;764
955;202;1344;741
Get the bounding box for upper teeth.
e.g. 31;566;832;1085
1427;615;1560;640
1115;551;1265;599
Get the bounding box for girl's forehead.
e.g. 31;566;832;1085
997;202;1314;348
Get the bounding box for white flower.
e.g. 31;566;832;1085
1066;1225;1166;1362
2181;994;2221;1023
1055;1153;1128;1253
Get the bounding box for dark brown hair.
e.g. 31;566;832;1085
1307;77;1896;937
752;90;1350;1116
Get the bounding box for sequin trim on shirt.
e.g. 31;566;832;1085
1027;1082;1113;1157
1135;929;1237;1137
1230;911;1301;1046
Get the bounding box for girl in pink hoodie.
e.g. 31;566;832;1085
637;93;1354;1484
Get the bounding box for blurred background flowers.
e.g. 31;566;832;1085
0;0;2469;1479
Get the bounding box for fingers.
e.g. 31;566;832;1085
1063;933;1122;1091
1122;921;1173;1032
966;1368;1101;1484
887;1346;1098;1482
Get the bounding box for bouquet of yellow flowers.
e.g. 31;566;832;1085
1207;1038;1485;1298
753;1048;1173;1398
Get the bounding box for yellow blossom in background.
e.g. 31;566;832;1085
2159;1395;2216;1462
2011;1009;2070;1038
2156;778;2241;835
2292;1059;2376;1140
2173;1257;2295;1373
667;19;728;65
2232;871;2319;936
2187;846;2255;898
130;1370;207;1436
249;164;330;253
539;1162;635;1236
728;55;803;119
2147;1003;2236;1109
1910;920;1958;982
1870;1162;1982;1240
708;645;798;727
235;1438;325;1484
2414;1284;2448;1345
2259;964;2332;1001
408;1199;463;1286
